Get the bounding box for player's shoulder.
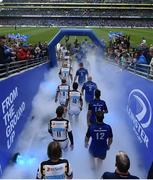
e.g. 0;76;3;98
103;122;112;129
49;118;57;122
102;171;116;179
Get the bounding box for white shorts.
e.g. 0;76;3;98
68;107;81;116
54;139;69;150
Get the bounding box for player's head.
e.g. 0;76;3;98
61;79;66;84
73;82;78;90
56;106;64;117
88;76;92;81
47;141;62;160
95;111;104;123
95;89;101;99
115;151;130;173
62;61;68;68
79;62;83;68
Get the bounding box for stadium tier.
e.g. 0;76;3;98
0;1;153;27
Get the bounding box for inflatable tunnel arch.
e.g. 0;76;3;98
48;28;105;67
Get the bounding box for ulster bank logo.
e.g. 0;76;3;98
127;89;152;148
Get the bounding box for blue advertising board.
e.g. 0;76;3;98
0;63;49;176
107;64;153;172
123;71;153;171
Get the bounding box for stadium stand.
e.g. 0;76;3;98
0;2;153;27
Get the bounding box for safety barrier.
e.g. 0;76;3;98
106;58;153;80
0;57;49;79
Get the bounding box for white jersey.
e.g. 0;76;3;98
49;118;72;141
36;159;72;179
59;67;71;84
69;90;81;108
57;84;70;105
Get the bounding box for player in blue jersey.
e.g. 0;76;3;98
87;89;108;126
48;106;74;150
36;141;73;179
102;151;139;179
74;62;88;86
85;111;113;172
82;76;97;104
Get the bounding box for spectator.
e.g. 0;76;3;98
87;89;108;126
102;151;139;179
136;51;148;64
0;35;12;64
85;111;113;171
36;141;73;179
82;76;97;104
48;106;74;150
149;47;153;75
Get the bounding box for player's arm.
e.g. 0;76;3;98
81;84;85;95
68;131;74;147
68;122;74;148
48;120;52;135
55;86;59;102
80;94;83;110
107;126;113;150
87;103;92;126
65;91;70;108
59;69;62;79
107;137;113;150
74;70;78;82
36;164;43;179
85;127;90;147
103;102;108;114
69;71;73;83
65;161;73;179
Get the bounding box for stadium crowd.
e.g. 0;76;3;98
2;0;152;3
0;8;152;17
107;33;153;73
0;18;153;27
0;35;48;64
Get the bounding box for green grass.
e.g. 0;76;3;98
0;27;153;47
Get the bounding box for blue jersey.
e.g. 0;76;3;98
76;68;88;84
86;123;113;158
88;99;108;124
102;172;139;179
82;81;97;103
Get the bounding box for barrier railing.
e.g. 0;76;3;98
106;58;153;80
0;57;49;79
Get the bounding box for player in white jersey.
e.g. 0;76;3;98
66;82;83;121
55;79;70;106
64;51;73;74
59;62;73;85
36;141;73;179
48;106;74;150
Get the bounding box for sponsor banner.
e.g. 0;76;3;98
120;70;153;170
0;63;49;175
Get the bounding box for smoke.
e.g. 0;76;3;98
2;67;60;178
3;47;146;178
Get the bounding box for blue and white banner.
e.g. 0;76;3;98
0;63;49;176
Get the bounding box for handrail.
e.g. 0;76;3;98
0;57;49;79
106;58;153;80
